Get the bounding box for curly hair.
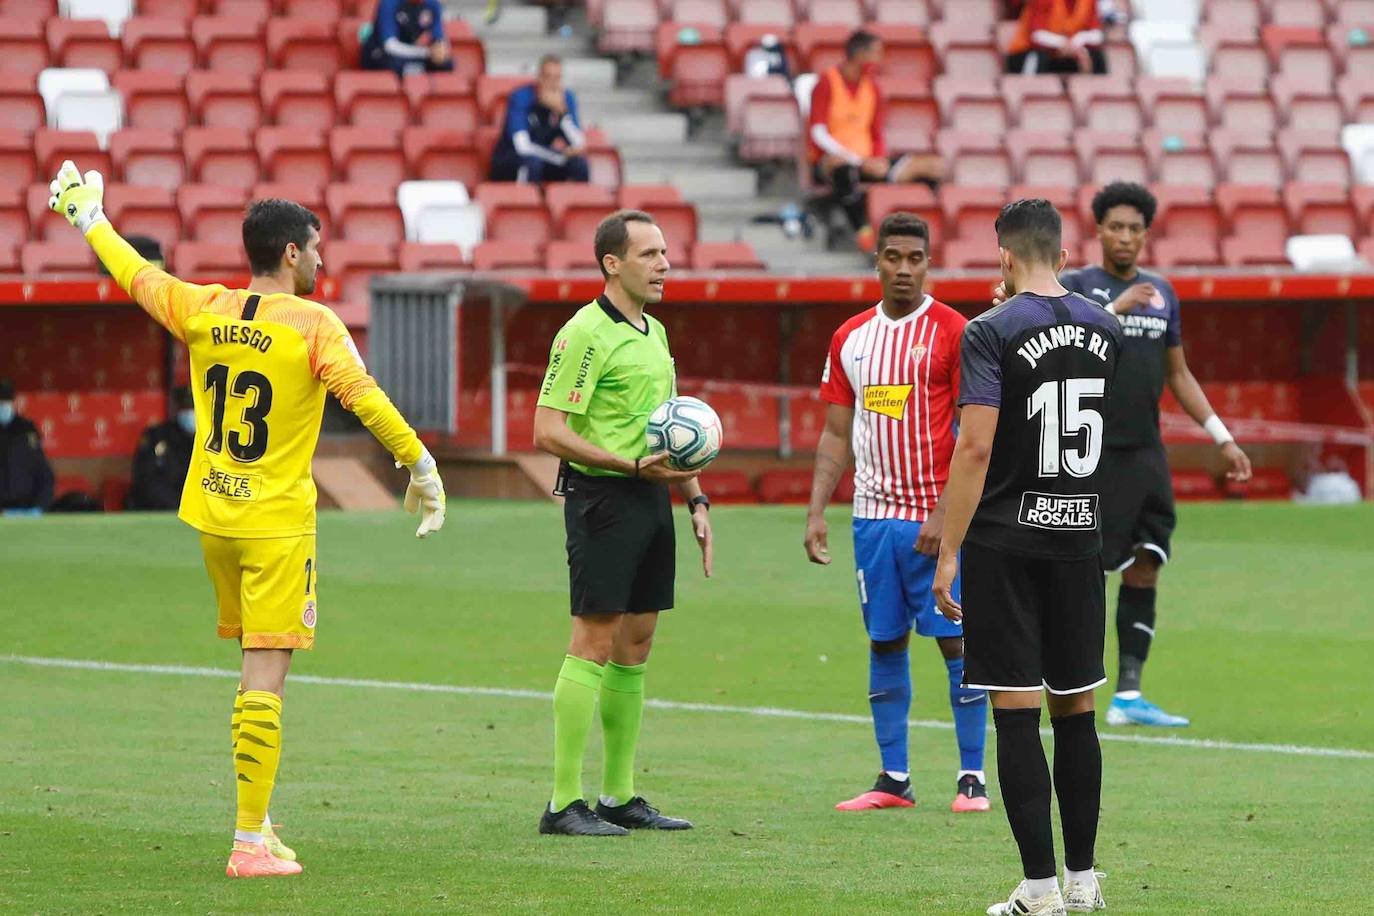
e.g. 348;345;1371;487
1090;181;1158;228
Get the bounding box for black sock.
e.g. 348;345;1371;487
1116;584;1156;692
1051;711;1102;873
993;707;1056;880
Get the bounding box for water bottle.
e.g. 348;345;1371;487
780;203;803;239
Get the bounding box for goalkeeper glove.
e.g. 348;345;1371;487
400;448;446;538
48;159;108;234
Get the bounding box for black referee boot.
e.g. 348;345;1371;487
539;800;629;836
595;796;694;830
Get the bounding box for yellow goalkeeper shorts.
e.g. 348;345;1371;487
201;533;318;650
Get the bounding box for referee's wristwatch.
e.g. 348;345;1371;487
687;494;710;517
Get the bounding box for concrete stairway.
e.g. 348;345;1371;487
442;0;869;274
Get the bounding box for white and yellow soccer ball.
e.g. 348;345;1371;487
645;396;723;471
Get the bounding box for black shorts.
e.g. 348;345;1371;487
811;154;906;187
960;540;1107;695
563;470;675;616
1098;444;1176;571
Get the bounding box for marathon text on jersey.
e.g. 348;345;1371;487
1015;324;1112;369
1017;491;1099;530
1118;313;1170;340
210;324;273;353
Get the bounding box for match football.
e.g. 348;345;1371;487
3;0;1373;913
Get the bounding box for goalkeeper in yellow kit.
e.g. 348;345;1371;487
49;161;447;878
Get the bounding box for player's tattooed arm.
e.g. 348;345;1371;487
804;404;854;565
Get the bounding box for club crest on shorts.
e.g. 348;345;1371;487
302;600;317;628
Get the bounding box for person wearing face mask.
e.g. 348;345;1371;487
0;378;55;514
127;387;196;511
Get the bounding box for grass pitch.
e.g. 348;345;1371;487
2;502;1371;914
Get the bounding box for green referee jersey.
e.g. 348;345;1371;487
537;295;676;477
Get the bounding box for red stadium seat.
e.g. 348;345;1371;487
545;239;596;271
1151;236;1222;267
881;27;938;83
1263;26;1335;83
586;130;623;189
21;239;99;277
48;19;123;71
1271;0;1325;28
176;184;249;243
618;184;684;208
336;71;409;130
941;238;1002;269
280;0;344;17
257;126;331;187
185;127;259;188
326;183;404;244
110;127;184;186
173;240;248;278
473;238;543;271
1352;184;1374;228
103;184;180;249
934;78;1007;133
0;19;48;77
1283;182;1359;237
866;184;941;255
0;72;44;134
192;17;267;73
598;0;659;54
1069;77;1143;132
1272;72;1343;131
1155;185;1222;246
112;70;188;130
1007;130;1079;186
0;187;28;259
267;17;342;75
1214;128;1283;187
665;0;727;27
336;16;367;74
331;126;404;186
725;74;790;138
402;127;482;186
404;73;478;131
475;182;551;244
1337;74;1374;123
1203;0;1261;31
666;27;729;109
809;0;863;27
545;183;615;242
738;93;801;163
26;184;64;240
928;23;999;74
34;129;110;181
1221;235;1290;266
260;69;332;130
398;241;469;271
618;185;697;249
1218;182;1288;233
1335;0;1374;26
941;185;1004;249
1075;130;1148;186
939;129;1011;188
0;0;56;16
186;70;261;129
122;17;195;74
795;24;850;74
139;0;198;18
323;241;396;324
691;241;765;271
881;80;938;154
1207;75;1278;133
1278;127;1352;185
1137;76;1207;132
205;0;272;22
1143;130;1216;187
874;0;930;24
735;0;795;26
1000;75;1073;133
1210;40;1270;81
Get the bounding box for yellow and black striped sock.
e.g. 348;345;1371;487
230;686;244;751
234;690;283;839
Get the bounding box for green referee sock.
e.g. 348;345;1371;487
599;661;647;805
551;655;604;812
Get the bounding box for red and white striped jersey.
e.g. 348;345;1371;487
819;297;967;521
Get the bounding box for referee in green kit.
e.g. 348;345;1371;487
532;209;713;836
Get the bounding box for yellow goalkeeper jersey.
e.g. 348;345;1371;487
88;223;424;538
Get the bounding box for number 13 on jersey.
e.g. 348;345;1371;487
205;363;274;463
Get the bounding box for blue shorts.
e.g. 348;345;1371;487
852;518;962;642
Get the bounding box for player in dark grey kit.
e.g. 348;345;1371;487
934;199;1124;915
1061;182;1252;728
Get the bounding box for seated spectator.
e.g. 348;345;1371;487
1005;0;1106;74
490;55;590;184
361;0;455;77
126;387;195;512
808;31;944;244
744;33;791;80
0;379;54;514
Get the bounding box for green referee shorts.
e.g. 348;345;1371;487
562;470;675;615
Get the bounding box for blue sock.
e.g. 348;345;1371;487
946;656;988;772
869;648;911;776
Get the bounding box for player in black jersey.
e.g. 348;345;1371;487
1062;182;1251;728
933;199;1123;915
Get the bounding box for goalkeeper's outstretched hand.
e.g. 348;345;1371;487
48;159;107;234
401;450;446;538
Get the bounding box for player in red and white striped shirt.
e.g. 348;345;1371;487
804;213;990;814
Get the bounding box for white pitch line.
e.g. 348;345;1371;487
6;654;1373;762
